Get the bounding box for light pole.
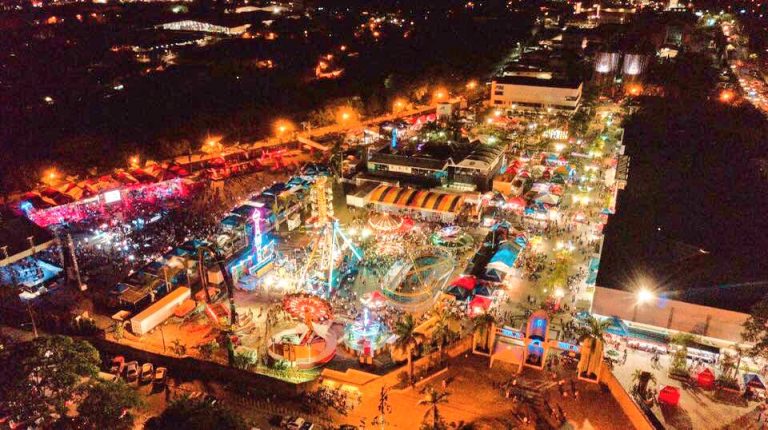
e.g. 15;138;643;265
633;288;655;321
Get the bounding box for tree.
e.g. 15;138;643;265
669;332;698;373
76;381;142;430
394;314;426;383
171;339;187;357
577;316;611;379
743;298;768;358
197;340;220;360
431;310;457;364
145;396;248;430
0;335;100;426
418;386;449;430
471;312;496;352
631;370;656;400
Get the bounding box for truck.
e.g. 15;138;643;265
129;287;190;335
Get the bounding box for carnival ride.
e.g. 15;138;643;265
367;212;413;235
298;176;362;293
267;293;337;369
342;307;389;357
429;225;474;251
379;246;453;306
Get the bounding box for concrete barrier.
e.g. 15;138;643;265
601;365;658;430
90;338;306;398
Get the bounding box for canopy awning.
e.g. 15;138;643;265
450;276;477;291
658;386;680;406
744;373;766;389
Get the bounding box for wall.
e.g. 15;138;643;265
601;364;660;430
491;82;582;110
91;338;305;398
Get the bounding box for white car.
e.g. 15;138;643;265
287;417;305;430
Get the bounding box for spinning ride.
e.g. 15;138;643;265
267;293;337;369
367;213;411;234
343;307;389;357
380;246;453;305
430;225;474;251
282;293;333;323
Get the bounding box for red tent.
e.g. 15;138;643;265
451;276;477;291
697;368;715;389
658;386;680;406
360;291;387;308
507;196;527;209
469;295;492;316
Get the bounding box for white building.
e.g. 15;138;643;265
157;20;251;36
490;76;583;114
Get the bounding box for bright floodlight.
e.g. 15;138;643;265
637;288;655;304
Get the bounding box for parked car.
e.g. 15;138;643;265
187;392;217;405
287;417;305;430
109;356;125;376
140;363;154;384
299;422;315;430
125;361;139;382
97;371;118;382
153;367;167;387
279;416;293;428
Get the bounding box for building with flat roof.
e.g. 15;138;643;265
365;140;504;192
591;286;750;352
0;210;55;267
490;75;583;114
157;19;251;35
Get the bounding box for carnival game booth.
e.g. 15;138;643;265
696;368;716;389
484;235;527;283
444;276;478;301
23;173;188;228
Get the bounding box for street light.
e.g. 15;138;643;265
633;287;656;321
433;88;448;103
466;80;478;90
129;155;140;168
43;168;58;185
636;288;655;304
393;98;407;113
336;107;357;126
627;84;642;96
273;119;294;141
719;89;735;103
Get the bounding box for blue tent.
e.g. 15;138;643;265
744;373;766;389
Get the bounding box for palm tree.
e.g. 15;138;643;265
577;315;610;343
394;314;426;383
670;332;698;372
431;310;456;364
577;316;611;379
631;369;657;399
418;386;449;429
471;312;496;352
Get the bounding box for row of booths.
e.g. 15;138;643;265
110;173;324;335
444;222;528;315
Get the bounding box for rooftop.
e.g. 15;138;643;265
493;75;583;89
0;210;55;266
